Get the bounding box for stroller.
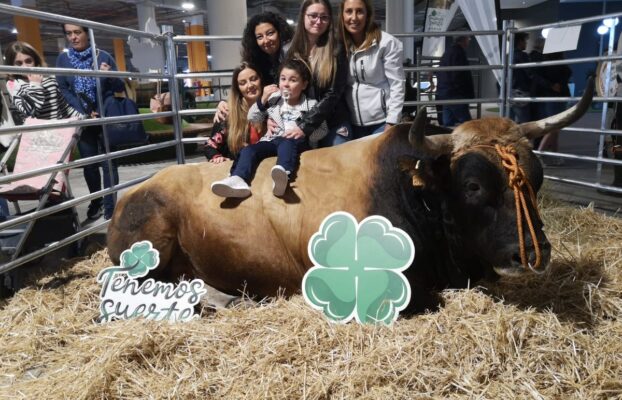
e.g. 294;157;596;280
0;115;82;294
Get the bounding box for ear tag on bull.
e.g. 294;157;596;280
97;240;207;323
302;212;413;325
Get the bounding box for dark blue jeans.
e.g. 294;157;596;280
442;104;472;126
231;137;306;182
78;126;119;217
352;122;385;139
318;120;353;147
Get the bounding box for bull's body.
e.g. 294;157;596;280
108;83;593;311
108;132;437;297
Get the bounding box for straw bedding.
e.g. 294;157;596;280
0;198;621;399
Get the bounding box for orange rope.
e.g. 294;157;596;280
494;144;542;271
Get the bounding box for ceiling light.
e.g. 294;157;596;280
541;28;550;39
286;19;294;25
181;2;195;10
603;18;619;28
11;28;17;34
597;25;609;35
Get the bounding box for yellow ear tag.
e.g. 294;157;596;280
411;160;425;188
398;158;426;188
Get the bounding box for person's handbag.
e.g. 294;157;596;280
102;91;148;149
149;80;173;125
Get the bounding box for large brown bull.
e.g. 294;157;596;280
107;81;593;311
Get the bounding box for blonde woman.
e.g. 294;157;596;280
339;0;405;138
286;0;351;146
204;62;264;162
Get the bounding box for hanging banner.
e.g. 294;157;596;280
422;0;459;58
456;0;502;85
543;25;582;54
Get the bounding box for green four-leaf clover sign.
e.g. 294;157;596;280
302;212;414;325
119;241;160;278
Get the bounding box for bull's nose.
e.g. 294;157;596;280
509;240;551;270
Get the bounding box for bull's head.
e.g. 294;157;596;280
408;78;594;277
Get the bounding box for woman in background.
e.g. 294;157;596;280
4;41;79;120
56;23;125;220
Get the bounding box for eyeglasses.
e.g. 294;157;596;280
306;13;330;23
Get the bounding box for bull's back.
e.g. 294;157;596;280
108;138;379;295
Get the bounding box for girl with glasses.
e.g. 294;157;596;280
285;0;352;147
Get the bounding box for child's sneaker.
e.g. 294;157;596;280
211;176;251;198
271;165;289;197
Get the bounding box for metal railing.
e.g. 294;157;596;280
506;12;622;196
0;4;173;276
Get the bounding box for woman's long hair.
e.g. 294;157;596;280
3;41;46;80
227;62;262;155
287;0;336;89
338;0;381;56
241;12;293;83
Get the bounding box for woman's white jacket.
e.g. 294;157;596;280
345;31;405;127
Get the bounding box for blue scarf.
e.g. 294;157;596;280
67;47;97;111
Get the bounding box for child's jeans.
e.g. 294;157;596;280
231;137;307;182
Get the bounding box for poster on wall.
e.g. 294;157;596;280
422;0;459;58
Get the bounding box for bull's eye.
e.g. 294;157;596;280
466;182;480;192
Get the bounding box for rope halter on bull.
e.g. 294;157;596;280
492;143;543;272
452;142;544;272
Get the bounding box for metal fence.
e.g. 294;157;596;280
0;4;620;280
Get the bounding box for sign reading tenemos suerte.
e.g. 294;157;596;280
97;241;207;323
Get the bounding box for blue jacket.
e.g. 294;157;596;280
55;49;124;115
436;43;474;100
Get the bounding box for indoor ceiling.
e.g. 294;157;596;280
0;0;459;68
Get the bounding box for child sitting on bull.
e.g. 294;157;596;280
211;58;327;198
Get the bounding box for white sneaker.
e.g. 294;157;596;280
211;175;251;198
271;165;289;197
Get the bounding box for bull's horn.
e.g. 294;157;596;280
408;107;454;159
519;76;595;139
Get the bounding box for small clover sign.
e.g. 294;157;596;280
302;212;414;325
119;240;160;278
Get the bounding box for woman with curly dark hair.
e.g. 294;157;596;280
242;12;293;86
214;12;293;123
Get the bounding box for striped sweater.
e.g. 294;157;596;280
7;77;81;121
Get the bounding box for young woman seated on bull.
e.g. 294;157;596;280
211;58;327;198
203;62;264;163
